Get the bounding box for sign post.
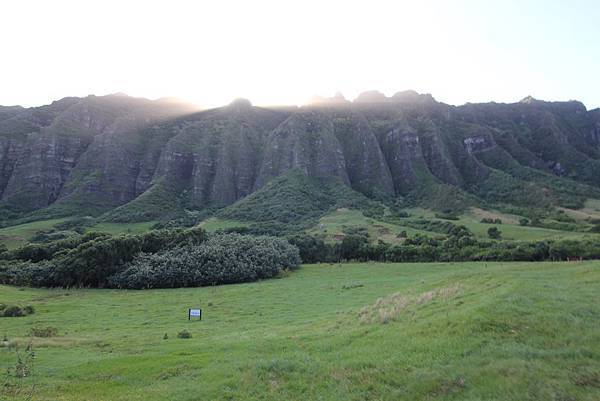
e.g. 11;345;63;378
188;308;202;321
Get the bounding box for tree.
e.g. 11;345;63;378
487;227;502;239
339;235;369;261
519;218;530;226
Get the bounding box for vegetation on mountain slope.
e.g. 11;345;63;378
2;92;600;229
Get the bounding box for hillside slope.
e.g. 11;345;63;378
1;92;600;224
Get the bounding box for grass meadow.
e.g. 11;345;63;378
1;261;599;400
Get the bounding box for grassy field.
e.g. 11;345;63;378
1;261;599;400
2;203;599;250
459;208;595;241
407;207;598;241
87;221;157;236
0;220;156;249
0;218;69;249
198;217;249;232
306;208;432;243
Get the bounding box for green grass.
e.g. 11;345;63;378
558;199;600;221
88;221;157;236
306;208;432;243
458;209;595;241
405;207;598;241
1;261;599;400
0;219;156;249
0;218;69;249
198;217;249;232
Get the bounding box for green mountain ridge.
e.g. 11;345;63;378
1;92;600;227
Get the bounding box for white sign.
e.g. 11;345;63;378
189;309;201;317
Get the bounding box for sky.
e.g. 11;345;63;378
1;0;599;109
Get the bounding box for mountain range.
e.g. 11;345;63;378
1;90;600;226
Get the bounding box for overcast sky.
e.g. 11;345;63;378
1;0;599;109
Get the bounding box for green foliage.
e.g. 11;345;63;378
2;232;110;263
589;223;600;233
480;218;502;224
218;170;384;233
30;326;58;338
0;227;206;288
474;170;550;208
53;216;96;233
389;218;468;236
404;183;473;213
288;235;333;264
108;234;300;289
103;178;188;223
339;235;370;261
487;227;502;239
287;231;600;263
0;261;56;287
177;330;192;339
435;212;460;220
0;304;34;317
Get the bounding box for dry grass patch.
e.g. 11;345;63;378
358;284;463;324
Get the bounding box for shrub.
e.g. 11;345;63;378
481;218;502;224
339;235;370;261
0;260;56;287
30;326;58;337
50;227;207;287
519;218;530;226
288;235;332;263
435;212;459;220
487;227;502;239
108;234;301;289
1;232;110;263
177;330;192;339
2;305;34;317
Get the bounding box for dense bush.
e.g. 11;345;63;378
0;260;56;287
290;231;600;264
30;326;58;337
0;227;206;288
0;304;34;317
108;234;300;289
288;235;333;263
1;232;110;263
0;231;299;289
487;227;502;239
435;212;460;220
177;329;192;339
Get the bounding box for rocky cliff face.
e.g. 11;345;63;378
1;92;600;221
0;95;198;216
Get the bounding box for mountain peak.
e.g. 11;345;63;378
229;98;253;109
519;95;539;104
391;90;436;104
308;92;350;106
354;90;388;103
